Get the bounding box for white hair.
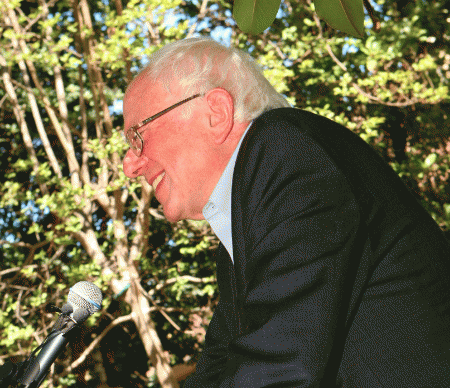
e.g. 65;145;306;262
129;37;291;122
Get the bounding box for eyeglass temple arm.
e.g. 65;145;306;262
139;93;203;127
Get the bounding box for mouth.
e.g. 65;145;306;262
151;171;165;192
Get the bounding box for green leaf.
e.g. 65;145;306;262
233;0;282;34
315;0;364;38
423;153;437;169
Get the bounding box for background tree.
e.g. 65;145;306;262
1;0;449;387
1;0;217;386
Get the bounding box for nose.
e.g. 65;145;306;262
122;149;148;178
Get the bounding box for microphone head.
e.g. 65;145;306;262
68;281;103;316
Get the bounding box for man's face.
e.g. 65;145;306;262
122;80;222;223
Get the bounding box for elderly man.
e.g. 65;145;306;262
122;37;450;387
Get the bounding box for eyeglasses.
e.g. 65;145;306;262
123;93;203;157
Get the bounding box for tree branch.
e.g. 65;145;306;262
186;0;209;38
7;9;80;178
154;275;215;293
64;313;134;373
138;282;181;332
363;0;381;32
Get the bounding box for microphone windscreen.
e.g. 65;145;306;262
68;281;102;315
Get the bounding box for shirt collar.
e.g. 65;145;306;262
202;121;253;261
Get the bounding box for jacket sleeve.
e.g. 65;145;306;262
217;120;365;387
183;245;239;388
183;299;230;387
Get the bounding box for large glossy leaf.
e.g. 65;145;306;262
233;0;282;34
315;0;365;37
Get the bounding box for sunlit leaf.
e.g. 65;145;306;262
315;0;365;37
423;153;437;169
233;0;282;34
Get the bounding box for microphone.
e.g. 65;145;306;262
15;281;103;388
68;281;102;318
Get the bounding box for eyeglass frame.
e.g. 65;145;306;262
124;92;203;157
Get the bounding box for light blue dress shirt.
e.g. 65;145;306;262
202;122;253;263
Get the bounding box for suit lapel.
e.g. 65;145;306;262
231;120;258;306
231;117;273;335
221;117;267;336
215;243;241;337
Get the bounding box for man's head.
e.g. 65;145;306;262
122;37;289;222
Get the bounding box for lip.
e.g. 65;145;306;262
148;170;165;186
150;171;166;194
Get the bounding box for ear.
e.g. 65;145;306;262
205;88;234;145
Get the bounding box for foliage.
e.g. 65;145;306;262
0;0;217;386
231;0;365;36
1;0;449;387
233;0;282;35
315;0;364;37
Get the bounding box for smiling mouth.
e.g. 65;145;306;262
152;172;165;191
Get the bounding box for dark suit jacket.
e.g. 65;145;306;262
185;108;450;387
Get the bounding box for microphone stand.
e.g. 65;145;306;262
0;309;82;388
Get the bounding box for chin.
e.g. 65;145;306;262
163;212;180;223
161;198;205;222
161;207;183;223
163;209;204;223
